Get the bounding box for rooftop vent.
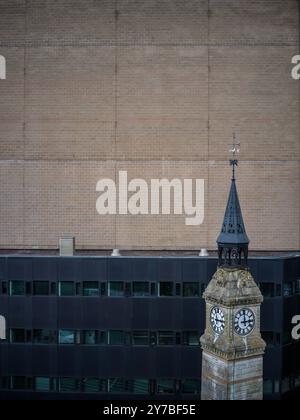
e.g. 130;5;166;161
199;248;209;257
59;236;75;257
111;249;121;257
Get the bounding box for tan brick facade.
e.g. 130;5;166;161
0;0;299;250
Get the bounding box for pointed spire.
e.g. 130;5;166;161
217;137;249;268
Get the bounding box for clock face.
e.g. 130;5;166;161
210;307;225;335
234;308;255;336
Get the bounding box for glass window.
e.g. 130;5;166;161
150;283;156;296
10;329;26;343
35;377;50;392
109;378;127;393
108;330;124;345
59;378;78;392
1;377;9;390
263;380;273;395
296;279;300;295
259;283;274;298
156;379;175;394
182;331;199;346
281;377;290;393
59;282;75;297
11;376;27;390
83;282;99;297
132;282;149;297
276;284;282;297
33;329;55;344
83;330;97;345
108;282;124;297
83;378;99;393
33;281;49;296
182;379;200;394
1;282;8;294
10;281;25;296
132;331;149;346
159;282;173;297
59;329;75;344
183;283;199;297
158;331;174;346
130;379;149;395
50;282;57;295
283;283;293;298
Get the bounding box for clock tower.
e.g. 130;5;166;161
200;141;266;400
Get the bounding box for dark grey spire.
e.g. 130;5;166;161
217;136;249;268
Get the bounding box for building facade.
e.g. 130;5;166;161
0;0;299;251
0;253;299;400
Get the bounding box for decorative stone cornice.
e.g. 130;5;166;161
203;267;263;307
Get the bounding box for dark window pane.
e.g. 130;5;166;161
159;282;173;297
11;329;25;343
59;329;75;344
158;331;174;346
175;283;181;296
283;283;293;298
11;376;27;390
33;281;49;296
83;378;99;393
99;331;107;345
1;282;8;294
150;283;156;296
260;283;274;298
26;282;31;295
50;282;57;295
263;380;274;395
276;284;282;297
59;282;75;296
182;379;200;394
100;282;106;296
132;331;149;346
182;331;199;346
83;330;97;345
1;377;9;389
183;282;200;297
131;379;149;395
109;378;127;393
132;282;149;297
108;282;124;297
83;282;99;297
10;281;25;296
109;330;124;345
157;379;175;394
59;378;77;392
296;279;300;295
33;329;55;344
35;377;50;392
76;283;81;295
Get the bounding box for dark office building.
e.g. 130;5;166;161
0;252;299;400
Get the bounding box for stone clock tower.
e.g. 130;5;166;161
200;143;266;400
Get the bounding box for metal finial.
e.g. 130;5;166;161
229;132;240;180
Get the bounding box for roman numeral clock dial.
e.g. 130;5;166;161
234;309;255;336
210;307;225;335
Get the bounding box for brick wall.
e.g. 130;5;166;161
0;0;299;250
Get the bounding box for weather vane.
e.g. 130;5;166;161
228;132;240;180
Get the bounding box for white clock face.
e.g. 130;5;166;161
210;307;225;335
234;308;255;336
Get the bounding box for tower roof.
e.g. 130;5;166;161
217;170;249;246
